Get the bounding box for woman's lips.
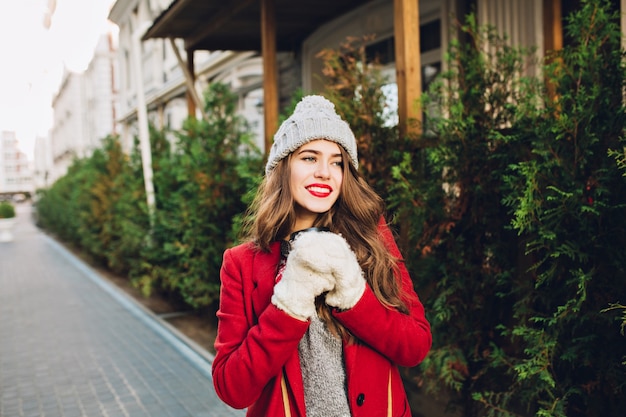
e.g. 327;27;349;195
306;184;333;197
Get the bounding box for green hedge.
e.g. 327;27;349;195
387;2;626;416
36;83;262;308
0;201;16;218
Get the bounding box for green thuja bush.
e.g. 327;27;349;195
103;136;151;275
36;136;148;273
389;13;543;416
607;136;626;338
0;201;16;218
135;82;263;308
36;82;262;311
81;137;148;272
36;156;99;251
390;1;626;416
500;1;626;415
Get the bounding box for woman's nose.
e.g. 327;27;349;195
314;163;331;179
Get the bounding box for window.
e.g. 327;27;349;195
365;19;441;64
370;19;442;128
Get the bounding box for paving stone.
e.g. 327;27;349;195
0;205;245;417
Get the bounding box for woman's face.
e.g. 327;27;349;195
289;139;344;231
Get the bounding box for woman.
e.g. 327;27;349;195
212;95;431;416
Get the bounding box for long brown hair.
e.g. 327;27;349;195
242;146;408;339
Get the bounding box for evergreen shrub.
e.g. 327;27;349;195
389;1;626;416
35;82;262;311
0;201;16;218
132;82;263;308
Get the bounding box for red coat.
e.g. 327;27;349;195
212;222;432;416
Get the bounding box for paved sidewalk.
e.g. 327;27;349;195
0;204;245;417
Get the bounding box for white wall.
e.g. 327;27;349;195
0;131;34;195
48;30;118;183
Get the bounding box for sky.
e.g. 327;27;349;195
0;0;117;160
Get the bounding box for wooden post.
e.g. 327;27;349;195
543;0;562;53
186;47;197;119
394;0;422;139
543;0;562;101
261;0;279;157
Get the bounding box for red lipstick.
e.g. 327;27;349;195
306;183;333;197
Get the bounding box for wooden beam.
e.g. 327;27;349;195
186;0;256;51
394;0;422;139
143;0;196;40
261;0;279;157
169;38;207;120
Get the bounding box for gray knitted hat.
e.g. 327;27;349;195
265;95;358;174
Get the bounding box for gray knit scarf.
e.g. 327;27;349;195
298;315;351;417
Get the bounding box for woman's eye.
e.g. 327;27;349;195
302;156;316;162
332;160;344;167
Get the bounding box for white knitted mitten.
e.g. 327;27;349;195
316;233;366;310
271;231;336;320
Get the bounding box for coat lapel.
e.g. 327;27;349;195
250;241;307;417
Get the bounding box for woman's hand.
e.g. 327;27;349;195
271;231;337;320
280;230;366;312
315;232;366;310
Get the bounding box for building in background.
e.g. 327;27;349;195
83;30;121;151
108;0;265;154
49;71;86;182
0;131;34;198
46;30;119;183
32;135;53;191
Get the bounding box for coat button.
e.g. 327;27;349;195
356;393;365;406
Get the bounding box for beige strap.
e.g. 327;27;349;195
281;372;291;417
387;368;393;417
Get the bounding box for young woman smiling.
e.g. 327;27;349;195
289;139;343;231
212;95;432;417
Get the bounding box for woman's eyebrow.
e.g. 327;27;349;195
297;148;342;158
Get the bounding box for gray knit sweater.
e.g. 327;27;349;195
298;315;351;417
